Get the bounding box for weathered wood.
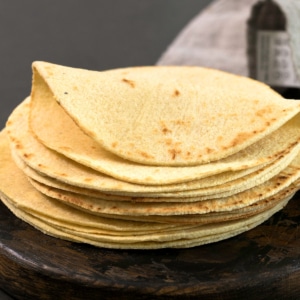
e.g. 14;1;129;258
1;192;300;300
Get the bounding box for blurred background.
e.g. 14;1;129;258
0;0;212;129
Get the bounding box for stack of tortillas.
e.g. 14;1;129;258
1;61;300;249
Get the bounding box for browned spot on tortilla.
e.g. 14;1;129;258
229;131;255;147
162;127;172;134
205;147;214;154
165;138;173;145
57;172;67;177
60;194;83;207
15;143;23;150
160;121;172;134
255;106;272;118
185;151;191;158
168;148;182;160
138;151;154;159
73;85;79;91
111;142;118;148
172;119;193;129
122;78;135;88
173;89;180;97
23;153;33;159
84;178;93;182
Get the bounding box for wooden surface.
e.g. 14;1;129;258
1;193;300;300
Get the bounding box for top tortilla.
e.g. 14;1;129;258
31;61;300;166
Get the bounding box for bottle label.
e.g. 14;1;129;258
256;30;300;87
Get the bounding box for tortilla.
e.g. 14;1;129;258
2;192;290;249
7;99;300;199
28;156;300;217
29;83;300;185
32;61;300;166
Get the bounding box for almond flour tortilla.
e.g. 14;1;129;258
30;80;300;185
25;197;291;244
13;146;299;202
7;99;300;199
32;61;300;166
0;189;292;249
27;177;297;225
27;152;300;217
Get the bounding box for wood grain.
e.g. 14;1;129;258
1;192;300;299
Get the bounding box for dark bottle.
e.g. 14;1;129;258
247;0;300;99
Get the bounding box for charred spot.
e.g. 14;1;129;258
16;143;23;149
162;127;172;134
160;121;172;134
229;131;254;147
255;106;272;118
205;147;214;154
173;89;180;97
168;148;181;160
122;78;135;88
185;151;191;157
139;151;154;159
23;153;33;159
